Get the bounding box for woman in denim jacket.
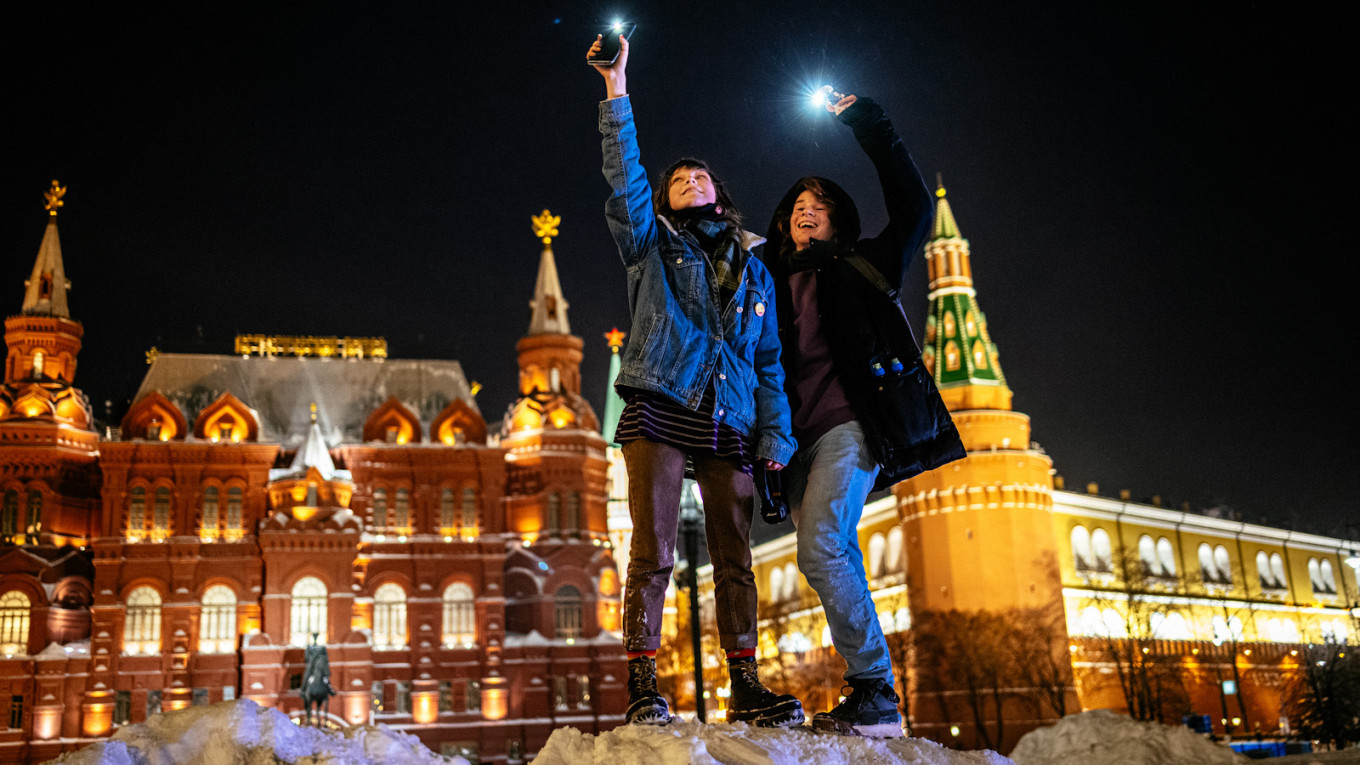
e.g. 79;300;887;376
589;34;801;728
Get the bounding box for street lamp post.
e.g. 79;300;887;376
678;480;707;722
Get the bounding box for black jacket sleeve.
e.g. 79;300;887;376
839;98;934;287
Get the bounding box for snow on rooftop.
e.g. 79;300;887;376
535;719;1012;765
44;698;466;765
1009;709;1246;765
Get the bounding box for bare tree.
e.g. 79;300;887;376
1077;548;1191;723
913;609;1014;750
1008;602;1075;720
1284;637;1360;750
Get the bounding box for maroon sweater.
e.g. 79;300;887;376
786;270;856;447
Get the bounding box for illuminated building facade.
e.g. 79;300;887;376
681;184;1359;752
0;197;624;764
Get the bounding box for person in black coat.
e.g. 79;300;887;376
763;92;965;736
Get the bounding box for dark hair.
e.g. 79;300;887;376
653;157;743;229
776;177;843;261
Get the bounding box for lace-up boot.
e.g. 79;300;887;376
626;655;671;725
726;657;805;727
812;677;903;737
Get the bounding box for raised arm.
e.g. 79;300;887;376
834;96;934;286
591;34;658;266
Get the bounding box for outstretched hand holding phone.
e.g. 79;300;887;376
587;34;629;99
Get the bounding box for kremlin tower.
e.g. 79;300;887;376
893;182;1072;748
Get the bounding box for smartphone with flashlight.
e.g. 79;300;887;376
589;21;636;65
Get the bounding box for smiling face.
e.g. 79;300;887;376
788;189;836;250
666;165;719;210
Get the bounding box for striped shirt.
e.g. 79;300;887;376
615;385;755;474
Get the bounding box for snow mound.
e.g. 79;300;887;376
535;719;1012;765
1008;709;1246;765
43;698;465;765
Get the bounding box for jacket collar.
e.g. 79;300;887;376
658;214;766;251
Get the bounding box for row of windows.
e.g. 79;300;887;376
0;488;43;542
373;487;480;534
1072;525;1346;597
121;485;485;541
1075;605;1350;644
773;608;910;656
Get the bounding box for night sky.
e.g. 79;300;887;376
4;2;1352;538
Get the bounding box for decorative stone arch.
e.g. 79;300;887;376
54;351;76;382
194;392;261;443
508;400;542;432
51;576;93;609
52;389;90;427
122;391;189;441
10;390;53;419
0;574;50;608
362;396;422;444
430;398;487;445
544;401;577;429
503;568;544;600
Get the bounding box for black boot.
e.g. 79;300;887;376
726;657;805;727
626;655;671;725
811;677;903;737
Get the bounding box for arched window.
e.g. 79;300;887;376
1151;612;1191;640
944;340;961;371
821;625;832;647
394;489;410;530
1078;606;1104;636
565;492;581;533
440;489;455;532
200;585;237;654
1198;543;1218;584
153;487;171;537
372;488;388;530
0;490;17;539
290;577;328;646
886;527;904;573
782;562;799;602
1138;535;1157;576
964;310;978;337
1270;553;1287;589
461;488;477;529
1213;546;1232;584
1256;550;1277;590
24;490;41;537
971;340;988;369
124;587;162;656
201;487;219;540
1212;614;1244;644
943;312;956;338
769;567;784;603
545;493;560;535
1157;538;1177;577
226;487;243;538
0;591;31;653
555;586;582;639
1319;559;1337;594
868;533;887;578
895;608;912;633
1071;526;1093;571
442;583;476;647
373;583;407;650
1090;528;1112;572
128;486;147;539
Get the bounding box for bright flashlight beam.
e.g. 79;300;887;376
612;19;623;31
809;84;838;110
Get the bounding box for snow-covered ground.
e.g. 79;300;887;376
1009;709;1360;765
43;699;466;765
535;720;1011;765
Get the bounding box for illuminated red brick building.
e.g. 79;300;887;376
0;196;624;764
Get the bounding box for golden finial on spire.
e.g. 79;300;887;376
531;209;561;245
935;173;946;199
44;180;67;217
605;327;626;352
310;402;318;423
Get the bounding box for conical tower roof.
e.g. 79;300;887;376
601;328;627;445
22;182;73;318
527;210;571;335
922;181;1011;411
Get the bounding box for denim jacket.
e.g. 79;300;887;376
599;96;796;465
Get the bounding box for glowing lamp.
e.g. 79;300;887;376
344;693;369;725
82;697;114;736
949;725;961;737
34;706;62;739
481;677;509;720
612;19;623;31
411;690;438;724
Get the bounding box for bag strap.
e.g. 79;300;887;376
842;253;899;301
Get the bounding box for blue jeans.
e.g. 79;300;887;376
784;420;893;683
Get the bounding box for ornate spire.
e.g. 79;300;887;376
922;181;1011;411
22;180;73;318
601;328;627;445
288;405;338;480
528;209;571;335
